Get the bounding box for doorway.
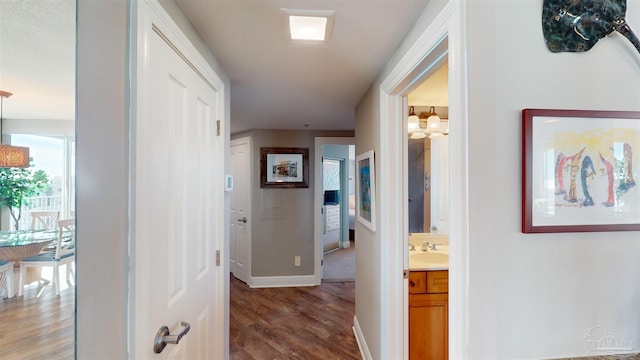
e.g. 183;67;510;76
314;137;355;284
376;3;469;357
321;144;356;282
230;136;251;285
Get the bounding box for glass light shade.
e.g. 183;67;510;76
408;114;420;131
426;114;441;131
0;144;29;168
408;105;420;134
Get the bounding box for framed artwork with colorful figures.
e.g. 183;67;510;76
522;109;640;233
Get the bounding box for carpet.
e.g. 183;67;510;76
323;241;355;282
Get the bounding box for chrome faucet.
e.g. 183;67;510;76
408;243;416;251
421;242;442;251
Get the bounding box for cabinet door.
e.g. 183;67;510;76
409;293;448;360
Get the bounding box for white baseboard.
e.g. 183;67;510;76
250;275;316;288
353;315;373;360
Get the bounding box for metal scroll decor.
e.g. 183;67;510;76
542;0;640;55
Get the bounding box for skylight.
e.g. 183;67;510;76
281;9;335;42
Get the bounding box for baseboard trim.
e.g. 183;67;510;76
250;275;316;288
353;315;373;360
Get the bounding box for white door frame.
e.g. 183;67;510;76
378;2;469;359
314;137;355;285
230;136;252;285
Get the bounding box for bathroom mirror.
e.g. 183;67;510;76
407;61;449;235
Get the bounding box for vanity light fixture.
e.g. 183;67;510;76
408;105;449;139
0;91;29;168
282;9;335;42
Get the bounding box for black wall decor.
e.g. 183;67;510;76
542;0;640;55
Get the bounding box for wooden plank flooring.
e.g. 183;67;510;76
1;275;359;360
0;284;74;360
230;275;361;360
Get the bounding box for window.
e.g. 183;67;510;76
8;134;75;230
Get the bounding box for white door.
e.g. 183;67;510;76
230;137;250;284
132;3;225;358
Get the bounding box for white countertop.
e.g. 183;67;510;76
408;245;449;271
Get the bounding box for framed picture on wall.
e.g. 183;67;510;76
356;150;376;231
260;147;309;188
522;109;640;233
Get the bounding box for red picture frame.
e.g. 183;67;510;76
522;109;640;233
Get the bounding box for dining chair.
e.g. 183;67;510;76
0;260;14;298
18;219;75;297
30;210;60;230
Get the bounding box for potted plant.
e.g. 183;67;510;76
0;165;49;230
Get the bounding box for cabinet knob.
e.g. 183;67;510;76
409;280;416;287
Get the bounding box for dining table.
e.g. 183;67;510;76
0;229;59;298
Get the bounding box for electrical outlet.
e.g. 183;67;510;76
294;256;301;267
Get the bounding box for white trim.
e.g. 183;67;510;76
250;275;316;288
313;137;355;285
353;316;373;360
378;2;469;359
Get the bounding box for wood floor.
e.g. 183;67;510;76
1;275;359;360
0;284;74;360
230;275;361;360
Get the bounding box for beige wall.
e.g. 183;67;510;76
232;129;353;277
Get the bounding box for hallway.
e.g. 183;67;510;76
230;275;360;359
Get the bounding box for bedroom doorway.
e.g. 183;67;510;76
313;137;355;284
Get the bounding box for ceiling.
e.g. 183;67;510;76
0;0;449;134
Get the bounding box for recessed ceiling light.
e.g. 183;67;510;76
281;9;335;42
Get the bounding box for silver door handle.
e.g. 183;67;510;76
153;321;191;353
237;217;247;223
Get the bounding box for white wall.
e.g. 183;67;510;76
76;1;129;357
356;0;640;359
466;2;640;358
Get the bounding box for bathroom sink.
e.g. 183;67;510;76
410;252;448;264
409;251;449;269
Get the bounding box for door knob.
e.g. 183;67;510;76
153;321;191;353
237;217;247;223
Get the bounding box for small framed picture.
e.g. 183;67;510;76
260;147;309;188
356;150;376;231
522;109;640;233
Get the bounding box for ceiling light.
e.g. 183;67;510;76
0;91;29;168
290;16;327;40
282;9;335;42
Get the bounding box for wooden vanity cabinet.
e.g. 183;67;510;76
409;270;448;360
